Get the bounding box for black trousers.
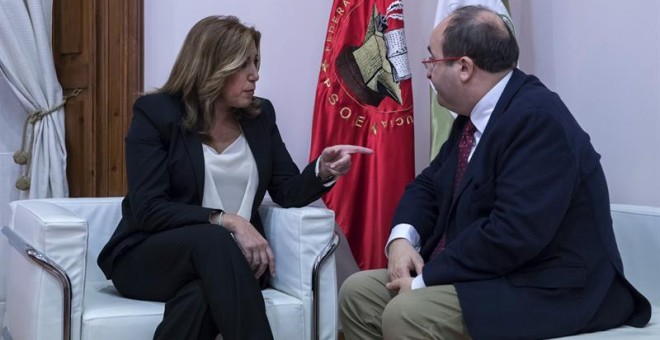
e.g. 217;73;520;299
111;224;274;340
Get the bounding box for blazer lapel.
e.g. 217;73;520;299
452;69;528;202
180;126;205;200
435;150;458;237
433;118;462;229
481;68;527;133
240;116;268;193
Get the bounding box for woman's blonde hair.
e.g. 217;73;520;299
160;15;261;132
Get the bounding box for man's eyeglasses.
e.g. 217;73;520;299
422;56;461;71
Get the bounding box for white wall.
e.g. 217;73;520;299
144;0;436;175
144;0;660;208
510;0;660;207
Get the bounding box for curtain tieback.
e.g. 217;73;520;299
14;89;83;191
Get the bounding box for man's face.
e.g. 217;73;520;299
427;20;459;111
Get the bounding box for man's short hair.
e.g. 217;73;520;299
442;5;519;73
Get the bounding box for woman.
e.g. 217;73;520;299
97;15;371;340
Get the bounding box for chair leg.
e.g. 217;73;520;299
312;231;340;340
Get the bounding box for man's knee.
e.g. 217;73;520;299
339;271;369;312
340;270;385;304
381;289;469;340
340;270;369;293
339;269;391;322
381;294;418;327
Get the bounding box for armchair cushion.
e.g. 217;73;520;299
555;204;660;339
4;197;337;340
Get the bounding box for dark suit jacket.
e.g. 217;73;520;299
392;69;651;339
98;93;330;278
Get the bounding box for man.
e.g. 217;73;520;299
339;5;651;339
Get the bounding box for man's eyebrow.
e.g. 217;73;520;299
427;46;434;56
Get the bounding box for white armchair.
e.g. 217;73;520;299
1;197;339;340
558;204;660;339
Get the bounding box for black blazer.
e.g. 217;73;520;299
393;69;651;339
98;93;331;278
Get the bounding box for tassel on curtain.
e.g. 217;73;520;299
13;89;82;191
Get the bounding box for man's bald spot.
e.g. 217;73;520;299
473;9;510;39
445;6;510;40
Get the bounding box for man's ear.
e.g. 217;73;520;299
458;56;474;82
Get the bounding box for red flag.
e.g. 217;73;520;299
310;0;415;269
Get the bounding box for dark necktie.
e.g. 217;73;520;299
431;120;476;258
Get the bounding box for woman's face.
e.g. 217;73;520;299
219;41;260;110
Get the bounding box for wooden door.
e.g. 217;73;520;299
53;0;143;197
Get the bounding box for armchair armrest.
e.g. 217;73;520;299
4;201;89;340
259;203;339;340
611;204;660;305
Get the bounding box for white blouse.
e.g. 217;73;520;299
201;134;258;221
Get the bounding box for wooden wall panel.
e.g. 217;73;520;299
61;100;91;194
58;0;82;53
54;0;95;197
53;0;143;197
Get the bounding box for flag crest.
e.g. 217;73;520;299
310;0;415;269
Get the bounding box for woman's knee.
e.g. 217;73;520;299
187;225;241;256
175;280;207;305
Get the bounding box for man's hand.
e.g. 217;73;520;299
318;144;373;179
222;213;275;278
386;276;414;294
387;238;424;281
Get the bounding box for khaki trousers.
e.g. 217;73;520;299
339;269;471;340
